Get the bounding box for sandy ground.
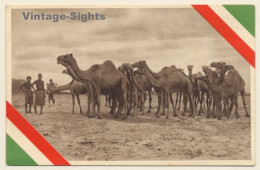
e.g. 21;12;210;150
12;92;251;161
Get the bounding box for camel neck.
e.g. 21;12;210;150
128;69;139;88
143;64;161;88
188;70;192;82
69;60;91;82
202;79;219;93
53;82;72;92
145;65;162;79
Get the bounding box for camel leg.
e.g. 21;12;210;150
165;92;170;119
72;94;75;114
217;101;222;120
178;92;182;111
161;91;166;116
76;94;83;114
198;92;203;116
175;92;179;111
155;91;161;116
95;87;102;119
183;92;190;116
85;83;91;114
110;96;117;116
140;91;145;115
188;93;195;117
105;95;108;107
115;96;122;119
222;97;228;117
233;96;240;119
147;89;152;113
156;90;163;118
170;93;177;117
206;92;212;118
241;89;250;117
108;95;112;108
89;84;96;118
227;99;234;119
133;88;138;117
121;83;128;120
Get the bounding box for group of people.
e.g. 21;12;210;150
20;73;57;114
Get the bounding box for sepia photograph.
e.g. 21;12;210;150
6;6;255;165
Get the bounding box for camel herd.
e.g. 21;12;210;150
55;53;250;120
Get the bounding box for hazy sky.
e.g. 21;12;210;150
11;8;251;92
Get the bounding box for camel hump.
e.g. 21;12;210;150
102;60;116;68
225;70;245;90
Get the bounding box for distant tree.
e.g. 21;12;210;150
12;79;26;93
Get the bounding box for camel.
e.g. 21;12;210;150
198;65;243;120
210;62;250;118
57;53;128;120
122;63;154;114
132;61;195;119
62;69;91;114
187;65;211;115
118;64;139;117
131;63;178;116
202;66;224;118
52;80;88;114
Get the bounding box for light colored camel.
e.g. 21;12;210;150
133;61;195;119
52;80;87;114
132;63;177;115
57;53;128;120
62;69;91;114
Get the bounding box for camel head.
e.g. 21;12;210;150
219;64;234;76
210;62;226;69
131;60;146;69
57;53;76;67
122;63;133;70
187;65;193;72
177;68;184;73
118;66;125;73
202;66;211;74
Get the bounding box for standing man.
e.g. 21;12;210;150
46;79;57;105
20;76;35;113
32;73;45;114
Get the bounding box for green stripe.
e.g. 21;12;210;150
6;134;38;166
224;5;255;36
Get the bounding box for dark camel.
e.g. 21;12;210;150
202;66;223;118
199;65;246;119
210;62;250;118
118;64;139;117
57;53;128;120
133;61;195;119
123;63;153;114
187;65;211;115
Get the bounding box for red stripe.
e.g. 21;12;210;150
192;5;255;68
6;101;70;165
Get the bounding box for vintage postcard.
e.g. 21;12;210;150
6;5;255;165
